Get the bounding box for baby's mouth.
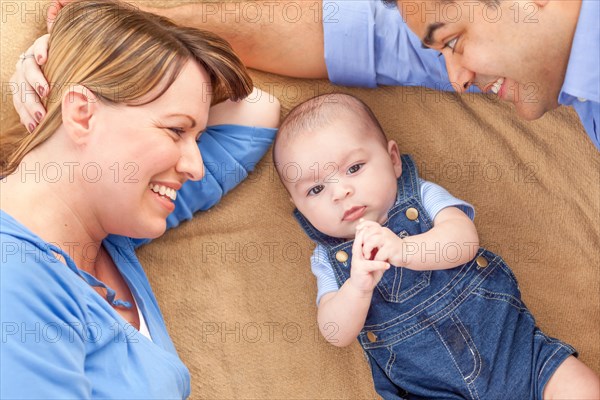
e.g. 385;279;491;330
342;206;366;222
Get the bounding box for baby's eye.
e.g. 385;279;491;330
307;185;324;196
347;163;364;174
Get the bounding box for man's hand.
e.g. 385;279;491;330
346;225;390;294
355;219;405;267
47;0;76;32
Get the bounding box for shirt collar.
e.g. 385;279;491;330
559;0;600;105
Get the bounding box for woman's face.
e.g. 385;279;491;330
83;60;211;239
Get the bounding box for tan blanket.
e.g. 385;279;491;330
1;1;598;398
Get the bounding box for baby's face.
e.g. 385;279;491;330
278;119;402;239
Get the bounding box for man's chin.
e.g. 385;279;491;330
513;102;552;121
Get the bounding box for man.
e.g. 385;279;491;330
138;0;597;150
390;0;599;149
20;0;600;151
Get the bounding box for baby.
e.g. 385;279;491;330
273;94;599;399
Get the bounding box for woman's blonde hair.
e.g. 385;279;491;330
1;0;253;176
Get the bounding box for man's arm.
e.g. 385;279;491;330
143;1;328;78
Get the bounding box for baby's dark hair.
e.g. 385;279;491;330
273;93;388;167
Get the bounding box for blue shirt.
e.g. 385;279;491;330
310;179;475;304
0;124;276;399
323;0;450;89
558;0;600;151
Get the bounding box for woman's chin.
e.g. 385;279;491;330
128;222;168;240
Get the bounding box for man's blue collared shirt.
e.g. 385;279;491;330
323;0;450;89
558;0;600;150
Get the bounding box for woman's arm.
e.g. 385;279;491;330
208;87;280;128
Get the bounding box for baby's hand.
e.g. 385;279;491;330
347;226;390;294
355;219;404;266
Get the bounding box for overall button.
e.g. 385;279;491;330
336;250;349;263
367;331;378;343
476;256;489;268
405;207;419;221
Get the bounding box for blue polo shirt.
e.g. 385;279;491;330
1;124;276;399
558;0;600;150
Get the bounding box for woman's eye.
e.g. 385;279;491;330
347;163;364;174
168;127;185;136
307;185;324;196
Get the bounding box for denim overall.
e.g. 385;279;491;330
294;155;575;400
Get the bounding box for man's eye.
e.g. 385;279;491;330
444;37;458;53
347;163;364;174
307;185;324;196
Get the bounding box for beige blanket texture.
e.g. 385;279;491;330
1;1;598;398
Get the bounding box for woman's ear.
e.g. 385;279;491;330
387;140;402;178
61;84;98;145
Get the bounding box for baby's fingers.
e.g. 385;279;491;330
361;233;383;260
356;259;390;273
352;228;366;261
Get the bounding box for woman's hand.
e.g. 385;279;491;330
10;34;50;133
12;0;74;130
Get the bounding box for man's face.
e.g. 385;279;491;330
396;0;574;120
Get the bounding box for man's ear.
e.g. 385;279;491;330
387;140;402;178
61;84;98;145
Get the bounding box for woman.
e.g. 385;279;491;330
0;0;279;398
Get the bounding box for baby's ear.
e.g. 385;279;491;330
387;140;402;178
